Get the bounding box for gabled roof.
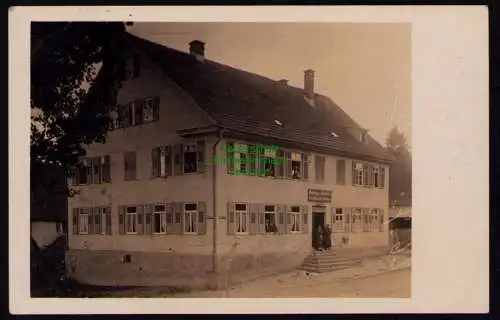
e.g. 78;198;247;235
125;33;392;163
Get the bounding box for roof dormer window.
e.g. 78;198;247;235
330;131;339;138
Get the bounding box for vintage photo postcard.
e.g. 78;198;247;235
9;5;488;314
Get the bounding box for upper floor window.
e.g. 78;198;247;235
119;54;141;81
71;155;111;186
183;142;202;174
315;155;325;182
352;161;364;186
116;97;160;129
288;152;302;179
123;151;137;181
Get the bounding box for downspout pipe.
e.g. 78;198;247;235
212;129;224;274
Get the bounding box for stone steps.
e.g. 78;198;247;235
298;250;362;273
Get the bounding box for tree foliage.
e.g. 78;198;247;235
385;126;412;206
31;22;128;217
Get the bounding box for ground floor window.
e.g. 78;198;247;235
264;205;277;232
333;208;344;231
290;206;301;232
79;208;89;234
153;204;167;234
126;206;137;234
235;203;248;233
184;203;198;234
352;208;363;232
370;208;379;231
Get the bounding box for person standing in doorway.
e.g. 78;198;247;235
314;224;324;251
323;224;332;250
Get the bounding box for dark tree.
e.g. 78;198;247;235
385;126;412;207
31;22;128;218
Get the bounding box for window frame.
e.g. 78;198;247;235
183;202;198;234
264;205;277;233
353;161;364;186
123;151;137;181
78;208;90;235
352;208;363;232
125;206;138;235
234;202;249;235
183;143;199;175
152;204;167;234
290;206;302;233
333;208;345;232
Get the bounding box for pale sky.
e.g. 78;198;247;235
128;22;412;147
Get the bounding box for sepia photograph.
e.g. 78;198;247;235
10;5;488;314
29;21;412;298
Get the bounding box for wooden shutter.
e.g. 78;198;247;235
197;140;205;174
277;204;287;234
352;161;357;185
173;144;183;176
118;205;125;234
72;208;79;235
153;96;160;121
151;147;159;177
165;145;173;177
249;203;259;235
173;202;183;234
301;153;309;180
276;150;285;178
134;100;143;125
95;207;102;234
380;167;386;188
284;151;292;178
105;207;112;235
257;204;265;234
226;142;234;175
227;202;235;235
379;209;385;231
302;205;309;234
88;208;94;234
144;204;152;234
101;155;111;183
362;208;369;232
137;205;144;234
248;145;257;176
363;164;369;186
132;54;141;78
197;201;207;235
344;208;351;233
286;210;293;233
336;159;346;185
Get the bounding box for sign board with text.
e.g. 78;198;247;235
307;188;332;203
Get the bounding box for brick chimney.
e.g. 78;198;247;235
189;40;205;60
304;69;315;100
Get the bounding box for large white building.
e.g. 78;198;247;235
67;34;393;289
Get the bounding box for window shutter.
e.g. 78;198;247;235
379;209;385;232
248;145;257;175
277;204;287;234
276;150;285;178
85;161;93;185
118;205;125;234
227;202;235;235
132;54;141;78
72;208;79;235
363;164;369;186
286;211;293;233
380;167;386;188
249;203;259;235
285;151;292;178
301;153;309;180
137;205;144;235
197;201;207;235
94;207;102;234
153;96;160;121
257;204;265;234
197;140;205;174
226;142;234;175
301;205;309;234
336;159;346;185
134;100;143;125
151;147;159;177
172;202;183;234
87;208;94;234
144;204;152;234
101;155;111;183
105;207;112;235
173;144;183;176
352;161;356;185
165;145;173;177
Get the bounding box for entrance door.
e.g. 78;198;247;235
312;211;325;248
